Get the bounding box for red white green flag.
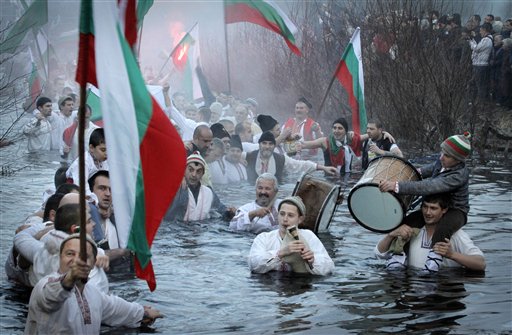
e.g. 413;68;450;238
171;24;202;101
26;49;43;109
334;27;366;134
76;0;154;86
224;0;301;56
77;0;186;291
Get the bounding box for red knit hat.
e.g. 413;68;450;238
440;132;471;161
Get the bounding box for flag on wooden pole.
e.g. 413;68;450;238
76;0;186;291
224;0;301;55
334;27;367;134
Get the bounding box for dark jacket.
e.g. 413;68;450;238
246;150;285;184
398;159;470;213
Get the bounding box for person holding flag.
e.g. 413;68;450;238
75;0;186;292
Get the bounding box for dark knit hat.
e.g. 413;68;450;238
36;97;52;108
229;134;243;151
210;123;231;139
440;132;471;161
332;117;349;131
297;97;312;109
258;131;276;145
257;114;278;132
279;196;306;216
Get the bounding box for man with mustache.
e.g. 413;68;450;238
229;173;281;234
245;131;337;185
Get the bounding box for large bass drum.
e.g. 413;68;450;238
348;156;421;233
292;173;341;233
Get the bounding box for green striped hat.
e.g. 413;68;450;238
441;132;471;161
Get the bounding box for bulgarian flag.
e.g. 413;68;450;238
76;0;154;86
171;24;202;100
26;50;43;109
171;30;195;72
334;27;366;134
224;0;301;56
77;0;186;291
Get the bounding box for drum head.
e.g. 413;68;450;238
315;185;340;233
348;184;404;233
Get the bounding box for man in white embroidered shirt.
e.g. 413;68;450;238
25;234;162;334
164;153;236;222
230;173;281;234
374;193;486;274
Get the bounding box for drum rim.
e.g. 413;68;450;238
314;184;341;233
367;155;422;180
347;183;405;233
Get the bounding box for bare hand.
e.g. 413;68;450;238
389;224;414;240
142;305;163;326
301;248;315;265
433;238;453;258
65;258;92;286
281;240;306;257
252;207;270;219
382;131;396;143
379;180;396;192
323;166;339;176
95;254;110;270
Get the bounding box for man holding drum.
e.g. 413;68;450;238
362;119;404;170
379;132;471;273
374;193;485;272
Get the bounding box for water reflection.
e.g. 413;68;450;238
0;144;511;334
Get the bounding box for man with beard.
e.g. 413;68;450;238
361;119;403;170
229;173;281;234
246;131;338;184
165;153;236;222
282;97;324;160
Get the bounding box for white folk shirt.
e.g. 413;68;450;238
22;117;52;152
224;157;247;183
184;185;214;221
25;272;143;334
374;227;484;269
209;159;228;185
248;229;335;276
29;229;109;293
229;200;281;233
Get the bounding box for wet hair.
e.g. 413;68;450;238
211;138;225;151
88;170;109;193
54;166;69;189
89;128;105;147
422;194;452;209
54;203;80;233
367;119;383;129
481;22;492;33
198;106;211;123
43;193;65;222
255;173;278;192
36;97;52;108
56;183;80;195
486;14;494;21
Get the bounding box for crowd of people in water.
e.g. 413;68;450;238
8;10;500;334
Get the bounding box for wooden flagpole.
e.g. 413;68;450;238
223;5;232;93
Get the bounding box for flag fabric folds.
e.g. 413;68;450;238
224;0;301;56
334;27;367;134
171;32;195;72
0;0;48;54
77;0;186;291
